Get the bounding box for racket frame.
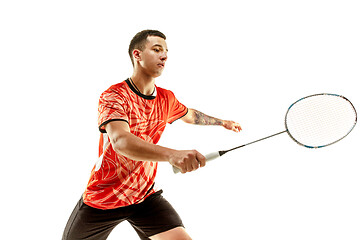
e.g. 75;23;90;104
284;93;357;149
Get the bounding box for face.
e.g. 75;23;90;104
134;36;168;77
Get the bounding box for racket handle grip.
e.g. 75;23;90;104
172;151;221;174
204;151;221;162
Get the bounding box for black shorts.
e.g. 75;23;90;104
62;191;184;240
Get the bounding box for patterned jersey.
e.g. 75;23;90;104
83;79;188;209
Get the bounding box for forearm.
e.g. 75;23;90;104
182;108;242;132
183;108;224;126
104;117;206;173
111;131;175;162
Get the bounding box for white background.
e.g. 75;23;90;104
1;0;359;239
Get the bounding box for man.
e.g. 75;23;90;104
62;30;241;240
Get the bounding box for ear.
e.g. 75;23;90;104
132;49;141;62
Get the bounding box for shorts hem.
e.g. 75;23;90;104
147;224;185;238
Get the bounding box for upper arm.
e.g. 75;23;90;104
104;120;131;144
180;108;195;124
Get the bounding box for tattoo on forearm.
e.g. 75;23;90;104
192;110;223;126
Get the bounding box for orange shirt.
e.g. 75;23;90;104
83;79;188;209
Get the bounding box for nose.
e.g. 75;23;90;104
160;51;167;61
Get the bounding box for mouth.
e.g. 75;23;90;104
157;63;165;68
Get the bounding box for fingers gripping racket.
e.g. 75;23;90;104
173;93;357;174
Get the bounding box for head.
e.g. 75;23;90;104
128;30;167;66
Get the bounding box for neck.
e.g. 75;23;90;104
130;72;156;96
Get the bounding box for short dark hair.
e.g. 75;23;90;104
128;30;166;66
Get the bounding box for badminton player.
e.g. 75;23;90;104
62;29;241;240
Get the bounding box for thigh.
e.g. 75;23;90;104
127;191;185;240
62;197;126;240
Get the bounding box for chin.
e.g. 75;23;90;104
153;71;164;78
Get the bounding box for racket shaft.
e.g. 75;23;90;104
173;132;286;173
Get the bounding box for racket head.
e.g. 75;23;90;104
285;93;357;148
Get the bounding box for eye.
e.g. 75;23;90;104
153;48;160;53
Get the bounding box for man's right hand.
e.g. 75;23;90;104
169;150;206;174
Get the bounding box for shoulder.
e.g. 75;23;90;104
100;80;131;101
156;85;176;99
103;81;128;94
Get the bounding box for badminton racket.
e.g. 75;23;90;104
173;93;357;173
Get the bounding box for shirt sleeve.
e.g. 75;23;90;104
98;89;129;133
167;90;188;124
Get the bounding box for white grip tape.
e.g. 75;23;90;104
172;151;220;174
204;152;220;162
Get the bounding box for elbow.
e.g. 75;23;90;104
110;134;130;156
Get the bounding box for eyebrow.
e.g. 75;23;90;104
152;44;168;52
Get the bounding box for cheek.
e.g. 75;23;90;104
142;56;156;67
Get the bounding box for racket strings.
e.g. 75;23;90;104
285;95;356;147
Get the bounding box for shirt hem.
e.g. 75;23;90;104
82;189;162;210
